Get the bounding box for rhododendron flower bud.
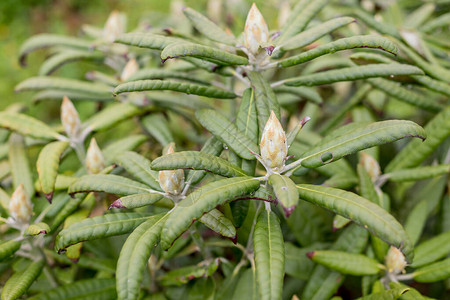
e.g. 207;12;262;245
120;58;139;81
244;3;269;55
9;184;33;224
385;246;407;274
159;143;185;195
86;138;105;174
103;10;126;43
61;96;82;140
360;153;381;181
260;111;287;171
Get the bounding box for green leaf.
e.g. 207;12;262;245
236;88;259;144
83;102;141;133
28;278;116;300
384;164;450;183
199;209;236;238
333;215;351;231
367;78;443;112
1;259;45;300
161;177;260;249
348;8;401;39
39;50;104;76
152;151;247;177
390;282;426;300
115;151;161;191
9;133;34;197
284;64;424;86
15;76;112;98
233;268;258;300
0;112;61;140
114;33;180;50
110;193;166;209
141;114;174;146
114;79;236;99
116;213;167;300
307;250;382;275
355;287;410;300
159;258;220;286
183;7;235;45
55;212;152;253
411;230;450;268
32;89;114;103
127;69;209;85
103;135;147;164
254;210;285;300
280;17;355;51
145;91;212;110
299;120;425;169
161;42;247;66
25;222;50;236
269;174;299;217
36;141;70;202
296;184;414;263
413;258;450;283
285;242;329;280
412;75;450;98
19;34;92;66
279;36;398;68
68;174;151;196
274;86;323;106
386;106;450;172
196;109;259;160
0;240;21;262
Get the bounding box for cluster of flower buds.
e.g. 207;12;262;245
385;246;407;275
9;184;33;225
103;10;126;43
360;153;381;182
260;111;288;173
86;138;106;174
244;3;270;56
61;96;82;141
159;143;185;195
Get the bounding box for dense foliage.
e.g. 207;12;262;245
0;0;449;299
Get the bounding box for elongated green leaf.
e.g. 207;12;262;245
147;91;212;110
0;112;61;140
233;268;258;300
300;120;425;169
279;36;397;68
9;133;34;198
385;164;450;182
39;50;104;76
349;8;401;39
196;109;259;160
413;258;450;283
186;136;224;185
422;12;450;32
55;212;151;253
110;193;165;209
274;86;323;105
15;76;112;97
386;106;450;172
280;17;355;51
367;78;443;112
114;33;180;50
114;79;236;99
117;213;166;300
284;64;424;86
199;209;236;238
115;151;161;191
269;174;299;217
83;102;141;133
141;114;174;146
161;177;260;249
152;151;247;177
183;7;235;45
389;282;425;300
159;258;220;286
86;70;120;86
37;141;69;201
32;89;113;103
0;240;21;262
102;135;147;164
412;75;450;97
19;34;92;66
25;222;50;236
254;210;285;300
161;42;247;66
127;69;209;85
285;242;329;280
307;250;382;275
69;174;151;196
28;278;116;300
355;287;410;300
411;231;450;268
296;184;414;263
1;259;44;300
333;215;351;231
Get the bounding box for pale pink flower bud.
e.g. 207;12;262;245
61;96;82;140
86;138;105;174
260;111;287;171
103;10;126;43
9;184;33;224
385;246;407;274
120;58;139;81
360;153;381;181
244;3;269;55
159;143;185;195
